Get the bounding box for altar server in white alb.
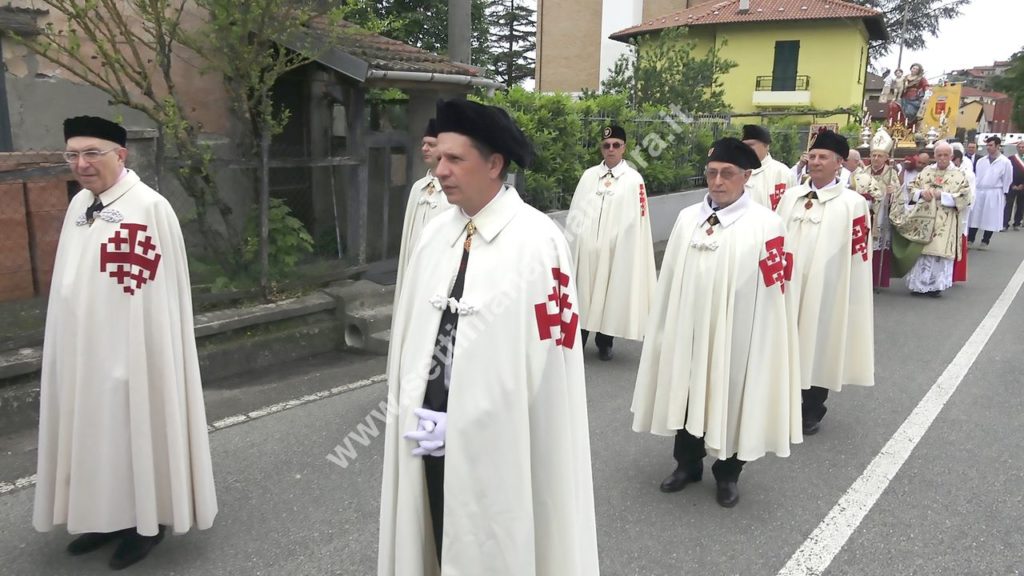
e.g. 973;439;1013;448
378;99;599;576
776;130;874;436
34;116;217;570
741;124;796;211
565;125;656;360
395;118;450;295
632;138;802;509
967;135;1014;249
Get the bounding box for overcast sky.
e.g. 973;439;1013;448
855;0;1019;80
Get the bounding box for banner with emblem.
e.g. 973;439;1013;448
920;84;962;141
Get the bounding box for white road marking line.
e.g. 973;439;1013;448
778;256;1024;576
0;373;387;496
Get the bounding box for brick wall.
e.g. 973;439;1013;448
0;152;73;302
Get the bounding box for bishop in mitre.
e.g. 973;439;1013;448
741;124;797;211
849;127;897;290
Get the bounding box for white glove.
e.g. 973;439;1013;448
403;408;447;457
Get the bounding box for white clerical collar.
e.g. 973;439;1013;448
697;191;750;229
451;185;522;245
806;176;844;203
600;161;628;178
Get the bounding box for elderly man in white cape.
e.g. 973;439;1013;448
34;116;217;570
565;124;656;361
632;137;802;509
395;118;450;297
776;130;875;436
378;99;599;576
896;141;971;297
741;124;797;211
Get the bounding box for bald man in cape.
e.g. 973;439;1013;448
632;138;802;509
34;116;216;570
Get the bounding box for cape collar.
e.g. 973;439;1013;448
449;185;522;247
92;169;140;206
600;161;628;179
806;177;844;203
751;153;774;175
697;191;750;229
420;170;441;193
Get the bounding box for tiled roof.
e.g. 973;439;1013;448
960;86;1008;100
610;0;886;42
308;19;481;76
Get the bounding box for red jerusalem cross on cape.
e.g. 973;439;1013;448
535;267;579;349
771;183;787;211
851;214;870;262
101;223;161;295
759;236;793;292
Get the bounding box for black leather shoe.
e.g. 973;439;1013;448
802;419;821;436
715;480;740;508
109;526;165;570
927;290;942;298
659;465;703;493
67;530;130;556
598;347;613;361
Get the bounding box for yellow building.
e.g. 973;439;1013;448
609;0;888;125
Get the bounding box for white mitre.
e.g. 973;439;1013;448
870;126;894;155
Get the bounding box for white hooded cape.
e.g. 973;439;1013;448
395;171;451;298
33;171;217;536
378;187;599;576
745;154;796;211
777;180;875;392
565;162;656;340
631;193;802;460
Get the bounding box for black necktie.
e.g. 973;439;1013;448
86;198;104;222
424;221;476;412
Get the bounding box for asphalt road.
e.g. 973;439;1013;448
2;226;1023;575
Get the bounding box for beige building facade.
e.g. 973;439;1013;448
536;0;718;93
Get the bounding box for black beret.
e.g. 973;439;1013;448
424;118;438;138
708;137;761;170
809;129;850;160
601;125;627;142
63;116;127;147
435;99;534;169
741;124;771;144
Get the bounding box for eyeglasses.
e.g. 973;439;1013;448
704;168;745;181
63;147;121;163
602;142;623;150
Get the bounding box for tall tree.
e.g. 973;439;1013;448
346;0;491;68
849;0;972;60
483;0;536;87
601;29;736;114
993;48;1024;130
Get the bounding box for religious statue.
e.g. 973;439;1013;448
889;64;929;131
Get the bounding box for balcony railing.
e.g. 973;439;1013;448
755;75;810;92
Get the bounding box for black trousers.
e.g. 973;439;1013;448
580;330;613;350
801;386;829;423
968;228;994;244
424;455;445;565
672;429;745;482
1004;189;1024;227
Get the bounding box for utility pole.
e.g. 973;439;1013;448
895;1;910;70
449;0;472;65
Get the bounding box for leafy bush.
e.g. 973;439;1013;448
242;197;314;279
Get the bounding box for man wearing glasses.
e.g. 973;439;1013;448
33;116;217;570
565;125;656;361
632;138;802;508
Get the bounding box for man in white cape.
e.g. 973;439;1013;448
967;135;1013;249
378;99;599;576
565;124;656;360
632;137;802;508
776;130;875;436
741;124;796;211
34;116;217;570
395;118;450;297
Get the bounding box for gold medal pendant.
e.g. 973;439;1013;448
604;179;612;188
